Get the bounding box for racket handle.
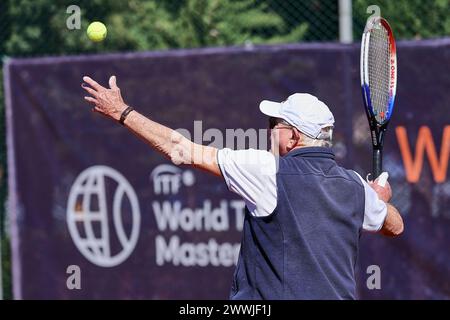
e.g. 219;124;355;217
373;148;382;179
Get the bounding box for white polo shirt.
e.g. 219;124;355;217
217;148;387;232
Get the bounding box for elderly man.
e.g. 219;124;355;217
82;75;403;300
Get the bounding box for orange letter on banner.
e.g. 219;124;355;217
396;126;450;183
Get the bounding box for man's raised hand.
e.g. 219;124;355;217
82;75;128;121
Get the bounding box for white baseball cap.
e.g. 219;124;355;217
259;93;335;139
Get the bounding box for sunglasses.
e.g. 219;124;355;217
269;117;293;130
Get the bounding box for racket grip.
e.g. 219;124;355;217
373;148;382;179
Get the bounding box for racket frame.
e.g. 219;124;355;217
360;17;397;178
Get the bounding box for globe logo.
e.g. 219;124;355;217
67;166;141;267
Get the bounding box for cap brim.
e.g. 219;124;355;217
259;100;283;118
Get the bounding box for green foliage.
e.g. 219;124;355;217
353;0;450;40
3;0;126;56
266;0;338;41
1;0;447;58
1;0;310;57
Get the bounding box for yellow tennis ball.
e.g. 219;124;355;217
87;21;107;42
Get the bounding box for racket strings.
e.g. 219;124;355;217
368;25;390;123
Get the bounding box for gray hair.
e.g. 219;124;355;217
299;126;333;147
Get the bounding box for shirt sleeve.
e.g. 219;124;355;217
354;172;388;232
217;148;277;217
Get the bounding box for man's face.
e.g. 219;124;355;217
269;117;296;156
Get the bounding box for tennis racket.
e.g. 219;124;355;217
360;17;397;180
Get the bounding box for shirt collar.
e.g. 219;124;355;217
283;147;335;160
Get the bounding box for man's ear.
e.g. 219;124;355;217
291;128;301;146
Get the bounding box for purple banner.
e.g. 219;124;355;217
4;39;450;299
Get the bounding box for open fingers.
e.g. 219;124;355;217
82;84;99;97
82;76;104;91
84;96;97;105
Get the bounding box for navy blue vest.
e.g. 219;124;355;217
230;147;365;300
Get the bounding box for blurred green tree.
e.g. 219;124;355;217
1;0;309;57
353;0;450;40
1;0;448;58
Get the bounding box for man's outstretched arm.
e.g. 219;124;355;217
82;75;221;176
